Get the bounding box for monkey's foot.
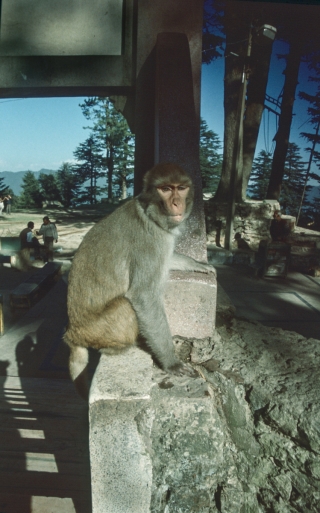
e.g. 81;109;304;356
167;362;198;378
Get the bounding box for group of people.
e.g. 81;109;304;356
0;195;12;216
19;216;58;262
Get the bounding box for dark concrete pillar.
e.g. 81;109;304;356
154;32;206;261
132;0;203;195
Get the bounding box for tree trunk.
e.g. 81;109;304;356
107;148;114;199
266;43;302;200
121;173;127;200
242;41;273;199
90;163;94;205
213;3;247;203
93;172;97;204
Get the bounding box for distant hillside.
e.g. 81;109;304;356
0;169;56;195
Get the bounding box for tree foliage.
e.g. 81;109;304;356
247;150;272;199
0;177;9;197
202;0;225;64
73;135;103;204
19;171;44;208
57;162;81;208
280;142;308;216
79;98;135;200
199;118;223;193
38;172;60;202
248;143;309;218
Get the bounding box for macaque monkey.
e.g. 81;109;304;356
65;162;215;398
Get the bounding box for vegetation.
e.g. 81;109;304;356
79;98;135;200
18;171;44;208
199;118;223;194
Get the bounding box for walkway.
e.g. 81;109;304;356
0;266;92;513
216;264;320;340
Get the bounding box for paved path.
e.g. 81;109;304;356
216;264;320;340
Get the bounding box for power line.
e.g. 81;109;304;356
0;99;26;105
298;116;313;130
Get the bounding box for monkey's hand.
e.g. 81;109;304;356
196;263;216;275
167;361;199;378
171;253;216;276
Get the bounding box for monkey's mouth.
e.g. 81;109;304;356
169;214;184;223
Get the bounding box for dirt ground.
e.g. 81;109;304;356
0;204;116;262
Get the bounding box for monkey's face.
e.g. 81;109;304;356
156;184;190;223
140;163;194;231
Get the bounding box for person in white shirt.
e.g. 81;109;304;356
37;216;58;262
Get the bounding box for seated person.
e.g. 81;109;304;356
19;221;42;259
270;210;291;242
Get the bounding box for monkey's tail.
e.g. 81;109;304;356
68;344;89;401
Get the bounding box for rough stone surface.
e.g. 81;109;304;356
203;318;320;513
150;369;224;513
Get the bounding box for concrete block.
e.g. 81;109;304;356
89;347;154;513
164;270;217;339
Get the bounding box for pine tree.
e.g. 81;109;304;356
38;172;60;203
56;162;81;208
112;135;135;199
19;171;44;208
247;150;272;199
79;98;135;199
0;177;9;196
73;135;103;204
199;118;222;194
280;142;308;216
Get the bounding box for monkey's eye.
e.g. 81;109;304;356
177;186;187;191
158;186;172;192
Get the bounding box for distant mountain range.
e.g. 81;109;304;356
0;169;56;195
1;169;320;202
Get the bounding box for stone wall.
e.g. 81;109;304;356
204;199;281;250
199;318;320;513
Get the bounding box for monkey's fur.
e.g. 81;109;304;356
65;163;214;398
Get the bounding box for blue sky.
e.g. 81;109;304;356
0;39;318;174
0;96;87;172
